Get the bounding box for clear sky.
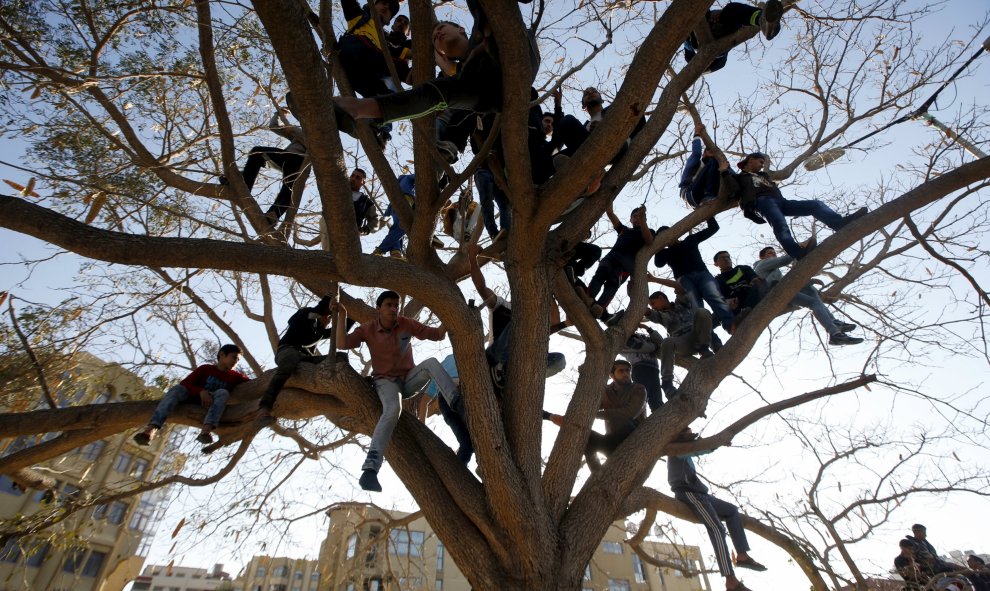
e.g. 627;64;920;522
3;1;989;589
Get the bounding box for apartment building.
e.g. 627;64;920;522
132;563;233;591
319;503;712;591
233;556;322;591
0;352;179;591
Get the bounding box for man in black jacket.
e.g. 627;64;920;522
668;452;767;591
653;218;734;333
736;153;866;259
258;296;337;413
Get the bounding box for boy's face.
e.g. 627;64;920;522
743;156;766;173
432;23;468;59
378;298;400;324
349;170;366;191
649;296;669;311
541;115;554;136
374;1;393;23
217;351;240;371
393;16;409;34
630;208;646;227
714;252;732;271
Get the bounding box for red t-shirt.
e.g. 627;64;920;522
179;364;250;397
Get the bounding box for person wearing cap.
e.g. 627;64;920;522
736;152;867;259
645;289;714;399
585;203;656;317
668;449;767;591
683;1;785;73
908;524;962;575
257;296;338;414
134;344;250;448
336;291;459;492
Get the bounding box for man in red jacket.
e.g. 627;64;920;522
133;344;250;447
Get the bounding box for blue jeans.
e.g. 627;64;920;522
149;385;231;428
678;270;734;332
377;205;406;252
791;286;839;335
755;193;845;259
475;167;511;240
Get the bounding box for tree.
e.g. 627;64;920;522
1;1;989;589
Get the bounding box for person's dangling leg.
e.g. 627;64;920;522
267;153;306;222
361;378;403;492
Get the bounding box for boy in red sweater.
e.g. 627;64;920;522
133;344;250;446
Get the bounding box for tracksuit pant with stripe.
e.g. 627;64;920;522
674;490;749;577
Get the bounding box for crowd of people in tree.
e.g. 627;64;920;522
130;2;893;590
894;524;990;591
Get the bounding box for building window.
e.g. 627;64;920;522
131;458;150;479
60;483;81;503
435;580;443;591
632;554;647;583
310;571;320;581
92;504;109;520
0;474;23;496
113;451;132;472
129;499;155;531
584;564;592;580
607;579;631;591
82;551;106;577
345;534;358;559
273;565;289;577
436;541;444;571
108;501;129;525
398;577;422;589
24;542;50;567
1;538;21;563
63;549;86;573
79;440;106;461
295;569;304;579
602;540;623;554
292;587;301;591
255;566;267;577
388;530;425;557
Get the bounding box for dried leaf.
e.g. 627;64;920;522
554;56;564;64
0;291;7;308
30;86;42;100
952;451;961;461
171;517;186;538
3;179;26;192
85;193;107;224
24;177;36;196
863;383;871;392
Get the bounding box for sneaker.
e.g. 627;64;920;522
371;248;385;256
835;321;857;333
196;430;215;445
661;379;677;399
388;249;405;260
711;333;724;352
760;0;783;40
132;425;159;446
436;140;459;164
358;469;382;492
841;206;869;227
829;332;864;346
604;309;625;327
490;362;506;390
599;310;614;324
218;175;229;186
697;346;715;359
589;304;604;318
735;556;768;572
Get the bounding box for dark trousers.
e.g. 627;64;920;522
566;242;602;278
475;167;511;239
633;363;663;411
587;254;633;307
675;490;750;577
259;347;325;409
684;2;762;72
438;108;476;154
687;158;721;205
438;395;473;465
338;35;392;98
242;147;306;221
585;419;637;468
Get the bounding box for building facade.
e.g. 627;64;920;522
232;556;322;591
319;503;712;591
132;563;233;591
0;352;178;591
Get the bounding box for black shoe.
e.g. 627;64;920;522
841;206;868;227
563;266;578;285
195;431;214;445
829;332;864;346
697;346;715;359
358;469;382;492
796;236;818;259
735;556;768;572
661;379;677;399
490;363;505;390
603;309;625;327
761;0;783;40
835;321;857;333
218;175;229;186
598;310;614;323
711;333;724;352
436;140;459;164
